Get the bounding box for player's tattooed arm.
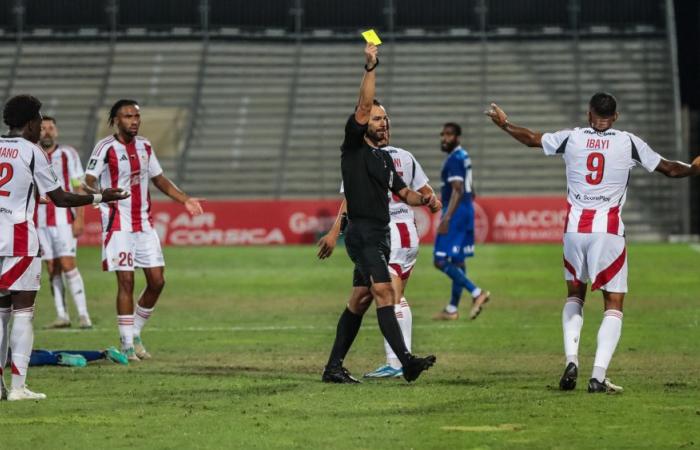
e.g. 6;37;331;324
655;155;700;178
317;198;347;259
151;174;204;216
485;103;543;148
355;43;378;126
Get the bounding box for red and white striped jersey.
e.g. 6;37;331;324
36;144;84;228
341;145;429;224
85;135;163;233
384;146;430;223
541;127;662;236
0;136;61;256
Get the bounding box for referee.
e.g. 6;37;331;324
322;43;438;384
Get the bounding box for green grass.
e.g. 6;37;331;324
2;244;700;449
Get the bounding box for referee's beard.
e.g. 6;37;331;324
365;128;389;148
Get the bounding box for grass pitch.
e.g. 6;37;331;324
2;244;699;449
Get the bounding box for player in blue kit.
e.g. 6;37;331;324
433;123;490;320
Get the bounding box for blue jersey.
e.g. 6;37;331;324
440;146;473;210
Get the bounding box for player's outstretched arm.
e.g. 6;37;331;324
151;174;203;216
47;187;129;208
485;103;543;148
654;156;700;178
317;198;347;259
354;43;379;125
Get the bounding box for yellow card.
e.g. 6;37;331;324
362;29;382;46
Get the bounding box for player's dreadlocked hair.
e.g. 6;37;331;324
589;92;617;118
108;99;139;127
443;122;462;136
3;94;42;129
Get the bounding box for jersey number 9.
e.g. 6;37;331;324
585;152;605;185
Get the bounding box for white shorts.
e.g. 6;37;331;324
563;233;627;293
102;229;164;272
388;221;419;280
0;256;42;292
38;225;77;260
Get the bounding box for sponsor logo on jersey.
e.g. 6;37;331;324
0;207;13;214
120;155;128;161
87;158;97;170
583;194;611;202
583;129;616;136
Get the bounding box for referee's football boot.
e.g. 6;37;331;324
322;365;361;384
587;377;623;394
402;355;437;382
559;362;578;391
364;364;403;379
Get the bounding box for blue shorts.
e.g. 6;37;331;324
434;209;474;262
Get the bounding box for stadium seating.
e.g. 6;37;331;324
3;36;683;237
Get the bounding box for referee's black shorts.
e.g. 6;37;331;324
344;219;391;287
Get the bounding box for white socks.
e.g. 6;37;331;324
133;304;154;337
64;269;89;317
0;306;10;383
384;298;412;369
10;306;35;389
562;297;584;366
51;275;68;320
118;315;134;350
592;309;623;382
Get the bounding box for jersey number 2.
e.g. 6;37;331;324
585;152;605;185
0;162;14;197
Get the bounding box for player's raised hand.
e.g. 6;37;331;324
364;43;378;67
101;188;130;202
485;103;508;128
184;197;204;216
317;233;337;259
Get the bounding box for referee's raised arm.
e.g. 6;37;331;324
355;43;379;125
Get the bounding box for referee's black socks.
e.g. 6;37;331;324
377;305;411;366
326;308;363;368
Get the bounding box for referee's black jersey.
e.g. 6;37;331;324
340;114;407;224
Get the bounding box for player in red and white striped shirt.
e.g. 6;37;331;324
320;137;439;378
84;99;203;362
37;116;92;330
486;93;700;394
0;95;127;400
